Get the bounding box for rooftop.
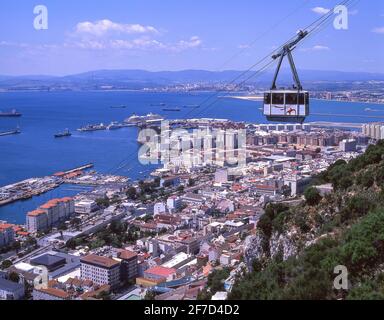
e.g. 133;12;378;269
145;266;176;278
81;254;120;268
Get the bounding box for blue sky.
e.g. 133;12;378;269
0;0;383;75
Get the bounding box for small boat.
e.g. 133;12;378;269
54;129;71;138
150;103;167;107
0;127;21;137
163;108;181;112
110;105;127;109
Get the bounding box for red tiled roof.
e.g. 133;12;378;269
145;266;176;277
27;209;46;217
37;287;70;299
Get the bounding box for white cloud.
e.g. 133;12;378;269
176;36;202;50
311;7;330;15
301;45;330;52
68;35;203;52
75;19;159;36
372;27;384;34
238;44;251;49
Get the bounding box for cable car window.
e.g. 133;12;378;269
298;93;305;104
285;93;298;104
264;93;271;104
272;93;284;104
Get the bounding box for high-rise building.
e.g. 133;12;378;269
339;139;357;152
26;197;75;234
118;250;138;281
80;254;121;290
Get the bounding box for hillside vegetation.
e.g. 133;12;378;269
230;141;384;300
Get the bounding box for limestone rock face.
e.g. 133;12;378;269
270;231;299;261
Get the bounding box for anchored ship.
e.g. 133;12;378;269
0;109;22;117
77;123;107;132
54;129;71;138
163;108;181;112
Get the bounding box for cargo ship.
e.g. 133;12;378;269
0;109;22;117
0;127;21;137
77;123;107;132
54;129;71;138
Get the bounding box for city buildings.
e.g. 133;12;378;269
0;223;15;248
117;250;139;281
26;197;75;233
362;123;384;140
80;254;121;289
74;200;98;214
0;278;25;300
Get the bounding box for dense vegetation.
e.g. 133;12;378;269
230;141;384;300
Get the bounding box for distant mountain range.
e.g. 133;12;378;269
0;69;383;91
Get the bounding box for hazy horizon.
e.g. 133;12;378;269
1;0;383;76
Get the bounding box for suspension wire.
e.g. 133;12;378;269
106;0;359;176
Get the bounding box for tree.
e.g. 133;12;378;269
207;268;231;294
188;178;196;187
1;260;12;270
66;238;77;249
96;290;111;300
126;187;137;200
281;185;291;197
96;197;110;208
304;187;322;206
9;272;20;283
144;290;157;300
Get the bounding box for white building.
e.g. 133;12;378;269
80;254;121;289
0;278;25;300
75;200;98;214
167;196;182;213
339;139;357;152
153;202;167;216
26;198;75;234
362;123;384;140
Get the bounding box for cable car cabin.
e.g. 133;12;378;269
263;90;309;123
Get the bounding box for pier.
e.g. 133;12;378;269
309;121;363;129
0;163;95;207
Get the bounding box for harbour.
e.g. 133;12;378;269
0;90;383;224
0;163;95;207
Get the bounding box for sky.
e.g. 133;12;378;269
0;0;383;76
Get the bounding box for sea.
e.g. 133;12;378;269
1;91;384;224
